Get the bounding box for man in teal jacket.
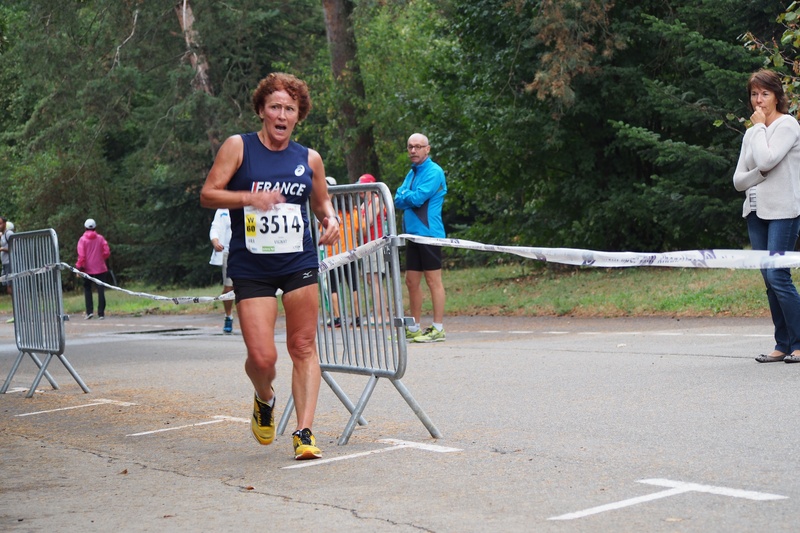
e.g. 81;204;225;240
394;132;447;343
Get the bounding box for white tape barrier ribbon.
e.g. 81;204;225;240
400;234;800;270
0;263;231;304
318;235;390;272
2;234;798;304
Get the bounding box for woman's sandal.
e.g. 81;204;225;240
784;354;800;364
755;353;788;363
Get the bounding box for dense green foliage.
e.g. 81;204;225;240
0;0;793;285
0;0;326;285
433;0;781;258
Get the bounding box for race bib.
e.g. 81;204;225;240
244;204;304;254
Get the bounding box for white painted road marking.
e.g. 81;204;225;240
16;398;137;417
121;415;461;469
123;416;462;470
549;478;788;520
126;419;226;436
5;387;44;394
638;478;788;501
379;438;462;453
549;487;688;521
126;415;247;437
282;438;462;470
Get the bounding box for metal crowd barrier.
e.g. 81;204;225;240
0;229;90;397
277;182;441;444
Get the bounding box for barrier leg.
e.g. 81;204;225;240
1;351;59;394
392;378;443;439
56;354;90;394
277;395;295;436
338;374;379;445
26;353;55;398
1;351;26;393
322;371;368;427
27;352;60;389
279;373;371;437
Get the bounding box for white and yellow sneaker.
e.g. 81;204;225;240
292;428;322;460
405;327;424;341
413;326;446;343
251;393;275;445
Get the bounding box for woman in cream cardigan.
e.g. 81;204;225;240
733;69;800;363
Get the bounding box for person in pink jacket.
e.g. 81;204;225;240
76;218;111;320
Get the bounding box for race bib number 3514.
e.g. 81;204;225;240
244;204;304;254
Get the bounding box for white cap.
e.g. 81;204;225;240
84;218;96;229
6;222;14;231
325;176;337;186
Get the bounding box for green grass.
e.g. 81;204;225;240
441;265;770;318
0;264;777;318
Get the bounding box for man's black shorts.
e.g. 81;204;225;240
327;264;358;294
405;241;442;271
1;263;11;288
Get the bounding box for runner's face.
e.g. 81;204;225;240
261;90;299;147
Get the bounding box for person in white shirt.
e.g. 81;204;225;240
733;69;800;363
209;208;234;333
0;217;14;297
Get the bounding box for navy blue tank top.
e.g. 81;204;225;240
226;133;319;279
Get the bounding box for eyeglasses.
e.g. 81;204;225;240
407;144;428;152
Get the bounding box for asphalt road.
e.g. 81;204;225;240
2;312;799;532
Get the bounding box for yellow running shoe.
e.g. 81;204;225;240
251;393;275;445
413;325;446;343
405;327;423;340
292;428;322;460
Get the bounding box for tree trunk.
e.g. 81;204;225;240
321;0;380;182
174;0;221;155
